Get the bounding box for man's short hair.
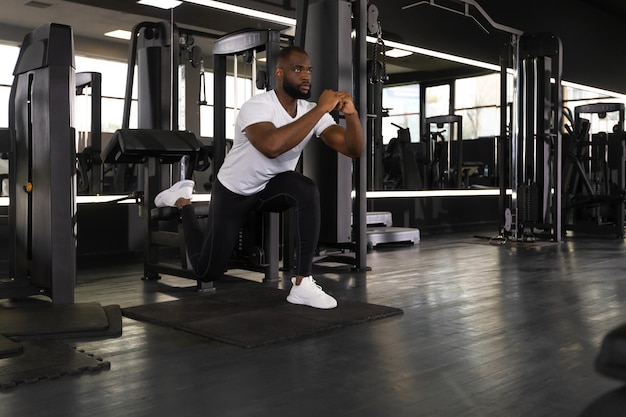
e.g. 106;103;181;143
277;45;308;66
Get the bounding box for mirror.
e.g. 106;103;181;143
369;45;501;192
370;45;626;194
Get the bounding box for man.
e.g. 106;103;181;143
155;45;364;309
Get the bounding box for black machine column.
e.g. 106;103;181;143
135;22;178;131
302;0;353;245
8;23;77;304
514;33;563;241
299;0;368;270
135;21;179;208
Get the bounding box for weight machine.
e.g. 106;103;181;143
0;24;123;344
425;115;463;188
102;21;207;285
75;72;103;195
2;23;77;304
407;0;564;243
513;33;563;242
562;103;625;237
381;123;421;190
104;21;285;285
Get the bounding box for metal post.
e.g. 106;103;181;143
353;0;368;271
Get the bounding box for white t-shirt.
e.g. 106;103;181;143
217;90;336;195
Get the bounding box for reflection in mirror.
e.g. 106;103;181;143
372;48;626;193
373;51;502;192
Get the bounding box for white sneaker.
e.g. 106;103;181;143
286;276;337;309
154;180;195;207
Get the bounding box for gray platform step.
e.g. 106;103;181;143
365;211;393;227
367;226;421;249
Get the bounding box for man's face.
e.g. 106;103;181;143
279;52;313;100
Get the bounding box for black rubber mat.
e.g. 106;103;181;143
0;340;110;390
123;286;403;349
0;302;122;340
0;334;23;359
0;302;122;359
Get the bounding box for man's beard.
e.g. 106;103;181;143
283;79;311;100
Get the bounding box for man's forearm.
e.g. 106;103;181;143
343;112;365;158
254;106;328;158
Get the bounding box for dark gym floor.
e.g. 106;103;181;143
0;230;624;417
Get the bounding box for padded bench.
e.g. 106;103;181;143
101;129;280;288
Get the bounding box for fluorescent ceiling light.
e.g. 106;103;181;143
182;0;296;26
137;0;182;9
366;189;511;198
385;48;412;58
369;36;500;72
104;30;132;40
561;80;626;101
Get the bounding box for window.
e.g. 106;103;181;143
454;73;502;139
0;43;20;128
1;42;253;142
425;84;452;140
75;55;136;133
0;85;10;128
200;72;255;139
1;46;134;133
381;84;420;144
425;84;450;118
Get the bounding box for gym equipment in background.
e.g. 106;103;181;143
4;23;76;304
562;103;625;237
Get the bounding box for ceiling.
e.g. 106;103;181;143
2;0;626;91
0;0;505;82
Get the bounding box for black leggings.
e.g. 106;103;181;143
181;171;320;281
